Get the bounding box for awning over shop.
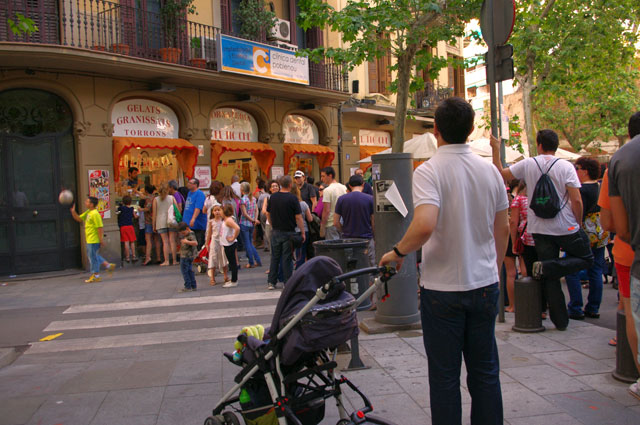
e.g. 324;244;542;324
359;146;388;170
210;140;276;179
283;143;335;175
112;137;198;182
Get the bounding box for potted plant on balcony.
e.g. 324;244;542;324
159;0;197;63
235;0;277;42
188;36;206;68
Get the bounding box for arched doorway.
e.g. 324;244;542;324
0;89;80;276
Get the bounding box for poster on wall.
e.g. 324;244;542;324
88;169;110;219
271;166;284;179
194;166;211;191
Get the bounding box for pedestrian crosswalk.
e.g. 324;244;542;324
27;291;282;356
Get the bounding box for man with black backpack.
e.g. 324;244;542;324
490;129;593;330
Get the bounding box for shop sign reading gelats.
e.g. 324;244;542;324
209;108;258;141
112;99;179;138
88;169;110;219
283;115;319;144
217;35;309;85
359;130;391;147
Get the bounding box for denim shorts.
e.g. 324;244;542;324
145;224;153;234
156;228;168;234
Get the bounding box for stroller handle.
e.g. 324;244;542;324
332;265;396;285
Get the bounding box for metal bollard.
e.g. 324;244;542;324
342;336;370;371
613;310;640;383
512;277;545;333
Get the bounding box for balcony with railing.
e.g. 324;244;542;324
0;0;348;93
414;83;454;113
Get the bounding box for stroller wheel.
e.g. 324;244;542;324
203;416;224;425
222;412;241;425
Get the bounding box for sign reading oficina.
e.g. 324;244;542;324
112;99;179;138
209;108;258;142
284;115;319;144
217;35;309;85
359;129;391;147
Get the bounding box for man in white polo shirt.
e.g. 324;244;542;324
380;97;509;425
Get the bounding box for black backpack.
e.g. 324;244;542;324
530;158;567;219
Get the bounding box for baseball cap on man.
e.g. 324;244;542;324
294;170;305;178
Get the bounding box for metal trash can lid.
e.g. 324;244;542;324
313;238;369;249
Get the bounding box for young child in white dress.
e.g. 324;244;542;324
205;205;229;285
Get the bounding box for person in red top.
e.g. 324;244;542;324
599;170;638;375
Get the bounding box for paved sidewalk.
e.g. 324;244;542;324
0;258;638;425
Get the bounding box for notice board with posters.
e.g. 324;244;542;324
89;169;111;218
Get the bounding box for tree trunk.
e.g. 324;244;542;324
616;134;626;148
521;73;537;157
392;54;413;153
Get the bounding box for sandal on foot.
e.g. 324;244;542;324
608;337;617;347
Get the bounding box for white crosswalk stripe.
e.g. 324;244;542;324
29;292;281;355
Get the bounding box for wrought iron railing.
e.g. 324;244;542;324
0;0;348;92
414;83;454;110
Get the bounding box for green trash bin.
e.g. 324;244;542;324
313;238;372;311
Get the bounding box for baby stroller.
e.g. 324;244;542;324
204;256;397;425
193;245;209;274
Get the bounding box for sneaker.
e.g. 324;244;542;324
267;283;275;291
629;381;640;401
532;261;544;280
223;281;238;288
85;274;101;283
179;287;191;293
191;288;197;292
107;263;116;273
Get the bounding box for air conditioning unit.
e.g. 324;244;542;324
197;36;217;62
275;41;297;52
269;19;291;42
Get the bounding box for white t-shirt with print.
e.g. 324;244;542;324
323;181;347;228
509;155;581;236
414;143;509;292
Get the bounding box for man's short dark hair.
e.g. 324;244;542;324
190;178;200;187
168;180;179;190
88;196;99;207
628;112;640;139
576;157;600;180
536;129;559;152
348;174;364;188
434;97;475;144
145;184;155;195
306;176;315;185
321;167;336;178
128;167;138;175
177;222;189;232
279;175;293;189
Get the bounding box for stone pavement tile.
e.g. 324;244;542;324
401;336;427;357
576;373;640;407
92;346;145;361
374;354;429;380
0;362;89;399
168;351;222;385
90;414;158;425
156;394;214;425
600;357;616;369
497;342;546;369
15;349;95;365
164;382;221;399
335;350;378;371
341;368;404;397
497;332;571;353
544;391;638;425
544;325;613;342
360;336;417;358
353;393;429;425
501;382;563;419
502;365;593;395
0;396;46;425
94;387;165;417
26;392;107;425
138;342;196;361
533;351;610;376
59;358;176;393
560;337;617;360
395;376;471;408
507;413;584;425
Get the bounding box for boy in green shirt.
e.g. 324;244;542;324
70;196;115;283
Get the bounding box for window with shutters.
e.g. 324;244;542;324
447;54;465;98
367;34;392;94
1;0;60;44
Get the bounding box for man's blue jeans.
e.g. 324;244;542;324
566;245;605;315
421;284;503;425
180;257;196;289
86;243;107;274
268;231;294;285
240;224;261;266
